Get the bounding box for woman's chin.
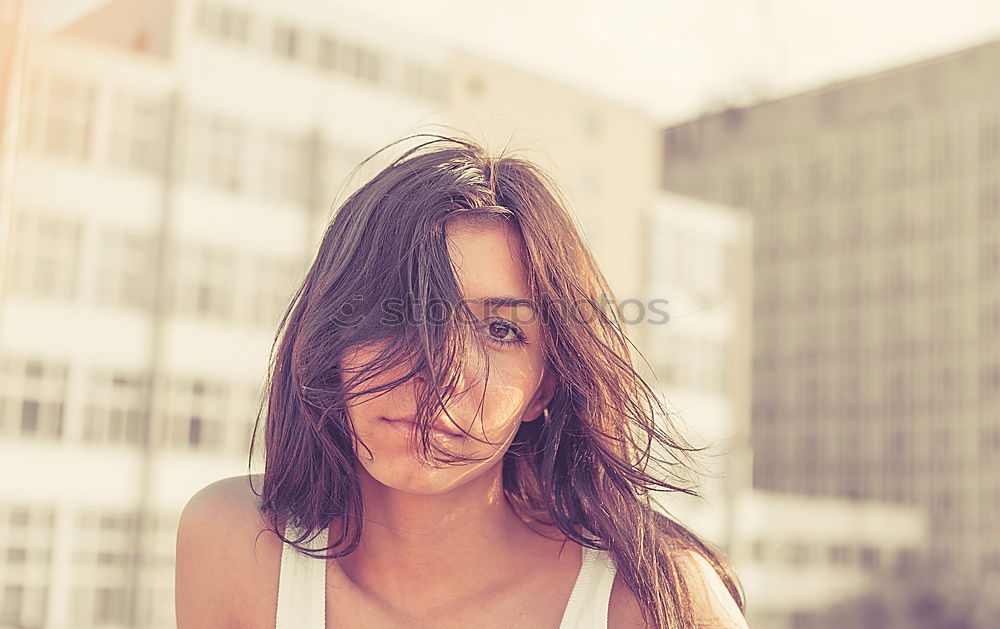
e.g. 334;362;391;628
358;460;474;495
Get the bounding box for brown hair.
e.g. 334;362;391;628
249;132;747;627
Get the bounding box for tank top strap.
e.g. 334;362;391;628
275;521;328;629
558;544;618;629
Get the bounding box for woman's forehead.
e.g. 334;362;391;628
444;218;531;304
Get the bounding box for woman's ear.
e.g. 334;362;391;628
522;368;556;423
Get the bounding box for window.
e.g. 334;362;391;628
317;34;340;71
575;172;600;197
0;505;53;629
806;155;830;200
195;1;250;44
0;356;68;440
981;178;1000;221
169;242;301;328
403;62;438;100
218;4;249;43
894;548;918;573
20;67;95;161
979;426;1000;459
985;552;1000;575
243;256;300;328
0;1;16;21
830;544;852;565
316;36;383;85
981;362;1000;401
260;130;309;206
464;74;486;99
340;43;360;78
82;370;150;446
233;383;265;455
979;105;999;162
788;542;809;565
4;211;82;301
168;243;236;321
71;510;136;625
730;171;751;208
132;513;179;625
981;238;1000;281
860;545;880;571
319;143;369;211
580;110;602;140
272;22;300;60
183;111;244;192
95;229;155;309
160;377;228;452
108;89;166;174
790;610;817;629
357;47;381;83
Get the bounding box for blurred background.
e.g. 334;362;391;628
2;0;1000;627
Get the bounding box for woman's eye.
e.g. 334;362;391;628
481;318;528;347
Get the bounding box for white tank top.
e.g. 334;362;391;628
275;521;619;628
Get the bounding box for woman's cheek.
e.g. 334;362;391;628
473;378;531;440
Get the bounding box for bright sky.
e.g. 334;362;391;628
29;0;1000;125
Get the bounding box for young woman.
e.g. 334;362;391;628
175;134;749;628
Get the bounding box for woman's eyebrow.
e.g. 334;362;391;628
468;296;537;313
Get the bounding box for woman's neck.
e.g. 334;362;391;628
334;460;547;610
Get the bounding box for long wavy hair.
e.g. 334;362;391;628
249;132;747;628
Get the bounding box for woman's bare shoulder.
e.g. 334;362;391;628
608;550;749;629
674;550;748;628
175;474;285;629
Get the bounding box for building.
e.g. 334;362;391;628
734;490;927;629
645;174;930;629
641;192;753;557
442;49;661;305
660;39;1000;578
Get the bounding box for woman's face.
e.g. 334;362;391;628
340;217;554;495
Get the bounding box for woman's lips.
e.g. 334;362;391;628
381;416;465;439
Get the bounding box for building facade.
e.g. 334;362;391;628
735;490;927;629
660;39;1000;579
442;49;661;305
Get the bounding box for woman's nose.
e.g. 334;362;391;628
415;365;464;399
412;349;483;399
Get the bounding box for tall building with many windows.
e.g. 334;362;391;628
660;39;1000;579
